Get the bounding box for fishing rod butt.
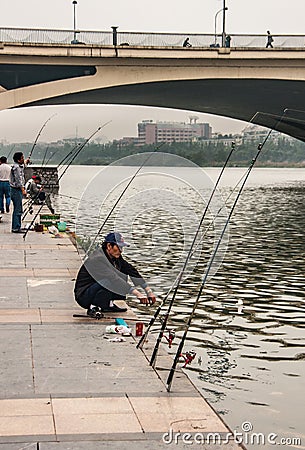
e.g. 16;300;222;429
136;333;147;349
166;370;175;392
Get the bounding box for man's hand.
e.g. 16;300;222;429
138;296;156;305
147;294;156;305
145;287;156;305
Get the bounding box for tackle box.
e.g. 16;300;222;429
39;214;60;227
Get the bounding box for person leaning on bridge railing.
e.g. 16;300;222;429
183;37;192;47
225;34;231;48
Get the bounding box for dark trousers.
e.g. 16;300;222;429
76;282;126;309
10;187;23;231
0;181;10;212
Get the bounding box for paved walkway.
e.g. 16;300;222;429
0;208;242;449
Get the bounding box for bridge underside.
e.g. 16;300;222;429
26;79;305;142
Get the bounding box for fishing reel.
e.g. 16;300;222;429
179;350;196;368
162;329;175;348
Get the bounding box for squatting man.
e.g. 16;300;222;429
74;232;156;317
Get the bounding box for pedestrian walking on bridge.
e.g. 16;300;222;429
266;30;274;48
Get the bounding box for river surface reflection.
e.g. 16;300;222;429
55;166;305;449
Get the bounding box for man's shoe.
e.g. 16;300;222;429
87;306;103;319
102;304;128;313
12;229;25;234
0;210;4;214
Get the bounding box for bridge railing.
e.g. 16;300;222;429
1;27;305;48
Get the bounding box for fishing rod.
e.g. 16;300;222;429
138;112;272;354
139;110;280;355
137;150;265;355
145;142;236;367
138;141;241;352
43;147;62;167
86;142;165;255
22;124;110;221
27;114;57;162
188;161;255;259
22;143;83;220
22;121;111;240
165;109;289;392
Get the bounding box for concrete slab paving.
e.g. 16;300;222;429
0;210;242;449
27;279;74;308
0;250;25;268
0;309;40;323
0;325;34;397
0;444;38;449
0;278;28;308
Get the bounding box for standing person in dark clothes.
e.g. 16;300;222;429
9;152;29;233
266;30;274;48
74;232;156;317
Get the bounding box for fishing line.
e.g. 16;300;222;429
22;123;111;221
22;121;111;240
28;114;57;162
86;142;165;255
22;143;83;219
138;112;268;354
54;193;81;201
6;144;15;160
145;141;236;367
41;146;49;168
165;108;289;391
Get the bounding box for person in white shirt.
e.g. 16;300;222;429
0;156;11;214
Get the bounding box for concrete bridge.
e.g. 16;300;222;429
1;27;305;141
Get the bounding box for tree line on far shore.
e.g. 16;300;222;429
1;137;305;167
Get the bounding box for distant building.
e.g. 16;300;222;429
240;124;289;143
137;118;212;145
113;136;140;146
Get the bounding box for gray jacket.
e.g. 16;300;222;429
10;163;25;189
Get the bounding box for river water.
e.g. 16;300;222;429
54;163;305;449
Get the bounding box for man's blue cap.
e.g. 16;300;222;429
104;232;130;247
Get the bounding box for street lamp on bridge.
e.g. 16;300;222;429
214;6;228;46
222;0;228;47
71;0;79;44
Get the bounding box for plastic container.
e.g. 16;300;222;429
57;221;67;232
105;325;131;335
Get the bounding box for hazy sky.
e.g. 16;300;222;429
1;0;304;143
